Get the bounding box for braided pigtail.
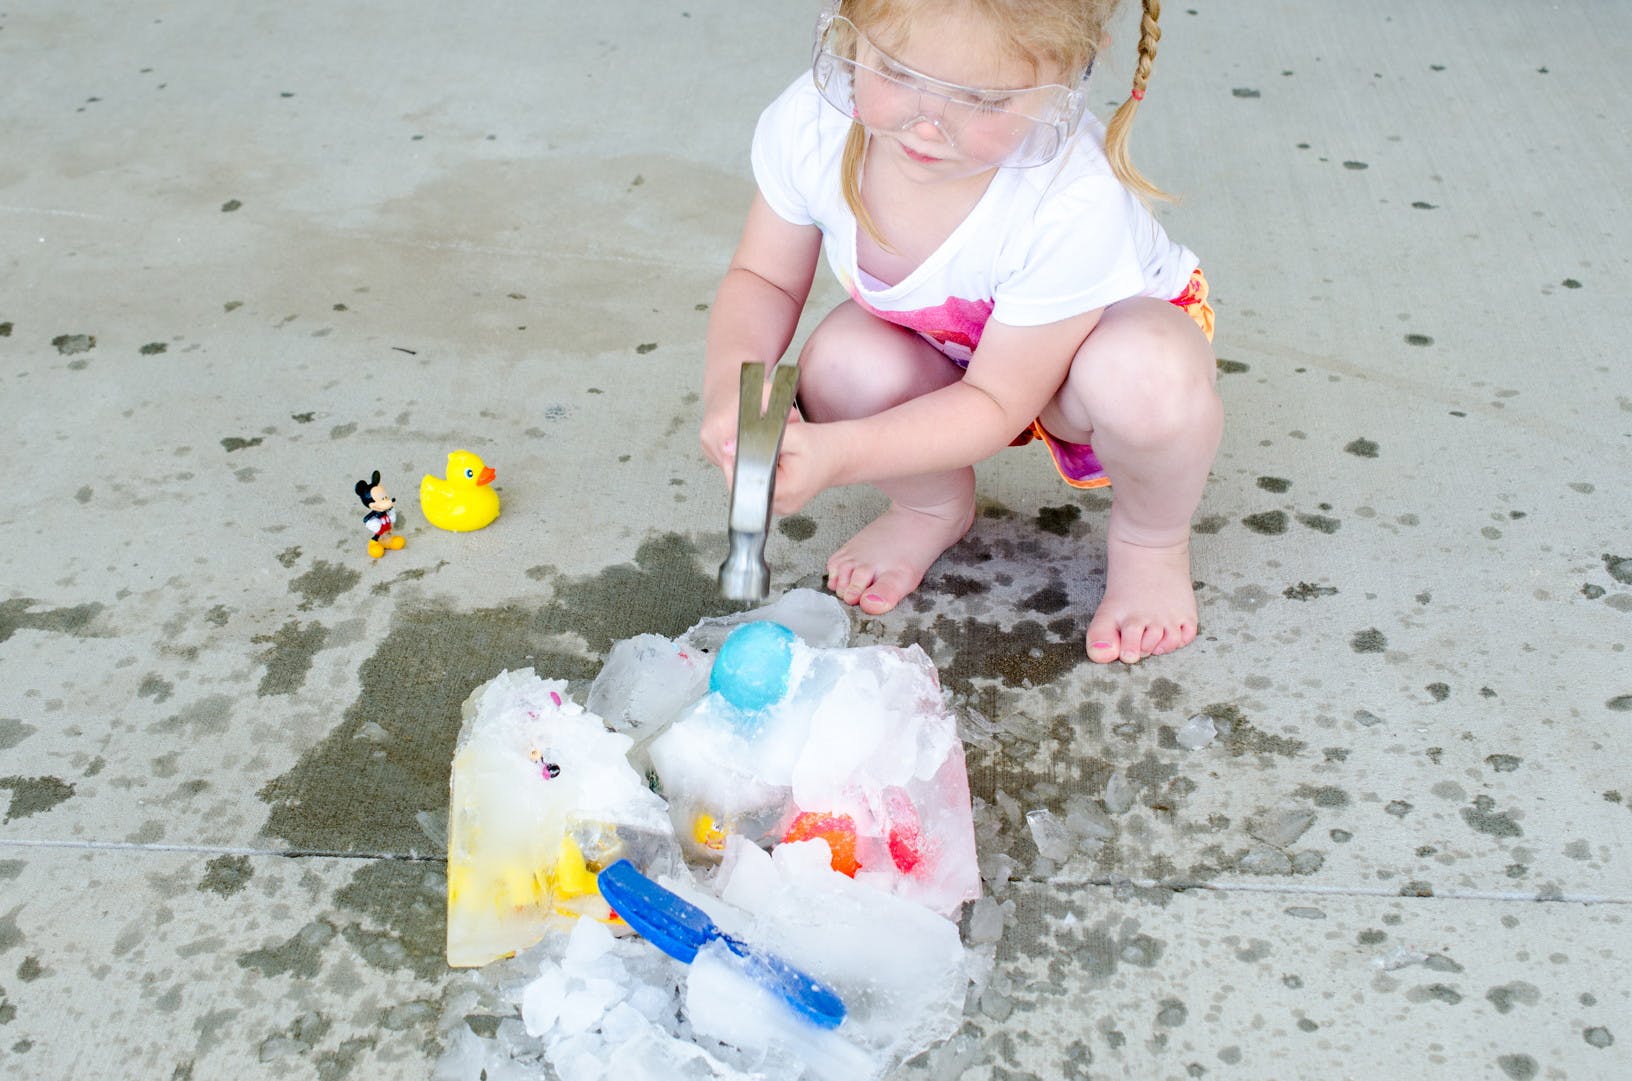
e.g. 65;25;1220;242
1104;0;1171;202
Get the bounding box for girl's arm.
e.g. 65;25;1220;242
700;192;823;471
772;308;1103;512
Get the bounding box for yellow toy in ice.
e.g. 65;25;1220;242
420;450;500;532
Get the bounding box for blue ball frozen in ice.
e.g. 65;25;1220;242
709;621;797;713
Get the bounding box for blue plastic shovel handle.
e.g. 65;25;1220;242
597;859;846;1029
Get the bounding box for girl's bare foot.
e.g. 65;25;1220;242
1085;533;1199;664
827;498;976;615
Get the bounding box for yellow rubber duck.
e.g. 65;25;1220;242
420;450;500;531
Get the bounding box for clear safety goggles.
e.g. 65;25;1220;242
811;12;1089;169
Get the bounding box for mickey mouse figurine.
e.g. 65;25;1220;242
355;470;407;559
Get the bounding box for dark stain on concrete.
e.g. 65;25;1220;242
1294;784;1351;808
1242;511;1287;535
16;956;42;982
906;615;1080;697
1351;627;1387;653
0;720;37;752
1345;438;1379;458
257;532;733;854
150;694;232;736
255;622;330;696
1607;695;1632;712
1200;704;1307;759
0;322;11;337
137;675;175;703
1037;504;1082;536
1217;358;1248;374
778;515;817;542
1022;586;1069;614
927;572;988;598
140;342;168;355
222;437;263;452
199;855;254;897
1192;514;1229;535
276;546;303;569
1603;553;1632;585
1462;795;1523;838
1296;512;1340;533
238;920;337;980
1146;677;1182;711
334;861;448;982
0;905;22;952
0;776;76;822
51;333;95;355
290;560;362;609
1256;477;1290;493
1496;1053;1538;1080
0;598;107;645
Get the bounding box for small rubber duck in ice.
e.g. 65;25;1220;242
355;470;407;559
420;450;500;532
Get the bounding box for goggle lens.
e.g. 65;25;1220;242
811;14;1085;169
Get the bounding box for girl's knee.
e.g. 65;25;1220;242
1067;303;1219;442
798;303;961;421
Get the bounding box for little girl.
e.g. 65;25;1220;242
700;0;1220;665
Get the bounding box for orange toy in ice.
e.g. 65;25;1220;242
782;811;861;877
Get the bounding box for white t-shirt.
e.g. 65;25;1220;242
752;75;1200;364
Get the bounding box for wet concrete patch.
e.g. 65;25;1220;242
255;622;331;696
0;720;38;752
777;514;817;541
0;776;76;822
198;855;254;897
0;599;107;645
289;561;362;609
257;533;733;855
908;614;1082;697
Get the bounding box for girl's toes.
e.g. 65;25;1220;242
858;568;914;615
1086;620;1122;664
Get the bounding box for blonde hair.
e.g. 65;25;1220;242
835;0;1169;245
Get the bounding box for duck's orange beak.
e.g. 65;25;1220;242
477;466;496;486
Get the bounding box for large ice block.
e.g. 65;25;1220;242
648;633;981;917
445;669;681;967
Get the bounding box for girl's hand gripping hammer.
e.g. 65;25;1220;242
719;362;800;601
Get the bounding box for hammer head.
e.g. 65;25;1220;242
718;362;800;601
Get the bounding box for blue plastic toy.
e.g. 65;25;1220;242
709;622;797;713
596;859;845;1030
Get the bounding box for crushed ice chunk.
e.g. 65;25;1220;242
1248;809;1317;848
1102;770;1136;814
1025;809;1076;862
1374;945;1431;971
1175;713;1218;749
966;896;1005;945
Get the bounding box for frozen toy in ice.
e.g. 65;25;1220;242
445;669;682;967
647;622;980;917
